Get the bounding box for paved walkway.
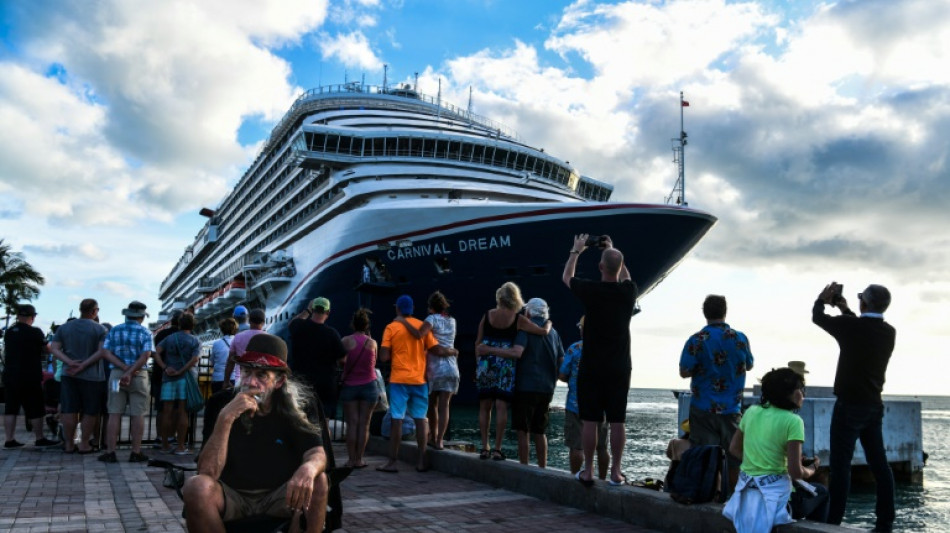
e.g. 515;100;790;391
0;425;653;532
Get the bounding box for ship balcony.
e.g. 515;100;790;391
171;298;187;311
196;276;219;293
221;287;247;303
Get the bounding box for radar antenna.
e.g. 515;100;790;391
665;91;689;206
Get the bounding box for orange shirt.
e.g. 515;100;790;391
382;317;438;385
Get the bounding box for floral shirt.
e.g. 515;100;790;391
679;322;753;414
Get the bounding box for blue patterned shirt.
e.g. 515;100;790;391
103;319;154;368
559;340;583;414
679;322;753;415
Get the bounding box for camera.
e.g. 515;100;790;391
585;235;608;248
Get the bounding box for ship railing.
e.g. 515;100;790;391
265;84;521;151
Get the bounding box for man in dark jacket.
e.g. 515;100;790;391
813;282;896;533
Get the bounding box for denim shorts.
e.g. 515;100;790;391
339;381;379;404
388;383;429;420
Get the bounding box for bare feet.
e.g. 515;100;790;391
376;461;398;473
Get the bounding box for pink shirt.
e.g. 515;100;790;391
342;333;377;386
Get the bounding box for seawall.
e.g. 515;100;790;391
365;436;860;532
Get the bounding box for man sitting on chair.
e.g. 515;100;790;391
183;333;329;532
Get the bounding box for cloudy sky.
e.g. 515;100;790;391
1;0;947;395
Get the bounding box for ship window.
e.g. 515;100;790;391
494;148;507;168
448;141;460;160
423;139;435;157
461;142;474;162
410;138;423;157
437;140;448;158
472;144;484;164
339;136;352;155
372;138;384;157
327;134;340;153
385;137;397;156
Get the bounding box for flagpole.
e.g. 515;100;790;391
680;91;688;206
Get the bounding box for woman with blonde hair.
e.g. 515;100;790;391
475;281;550;460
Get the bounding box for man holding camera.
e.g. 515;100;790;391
813;282;896;533
562;233;638;487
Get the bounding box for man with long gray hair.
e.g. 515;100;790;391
184;333;329;532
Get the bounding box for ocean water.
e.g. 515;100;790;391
446;388;949;532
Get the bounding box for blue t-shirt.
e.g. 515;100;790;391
559;340;583;414
679;322;753;414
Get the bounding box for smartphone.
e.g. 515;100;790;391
831;282;843;303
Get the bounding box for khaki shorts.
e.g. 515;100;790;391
564;410;607;451
107;369;150;416
219;481;291;522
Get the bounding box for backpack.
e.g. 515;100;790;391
669;444;726;504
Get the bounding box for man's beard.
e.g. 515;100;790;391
237;385;272;434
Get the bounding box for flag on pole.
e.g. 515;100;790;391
682;100;690;107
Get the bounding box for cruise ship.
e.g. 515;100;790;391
158;82;716;397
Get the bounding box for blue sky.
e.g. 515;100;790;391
1;0;948;395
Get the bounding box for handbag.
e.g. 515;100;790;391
374;368;389;413
183;370;205;413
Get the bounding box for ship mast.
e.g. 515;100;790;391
666;91;689;206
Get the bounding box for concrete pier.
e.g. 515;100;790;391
0;422;862;532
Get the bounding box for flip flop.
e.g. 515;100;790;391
575;471;594;488
607;473;628;486
491;449;506;461
479;448;490;460
376;465;399;473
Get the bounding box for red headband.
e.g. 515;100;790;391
236;351;288;369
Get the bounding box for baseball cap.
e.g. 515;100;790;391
16;304;37;316
310;297;331;312
395;295;413;315
233;305;248;317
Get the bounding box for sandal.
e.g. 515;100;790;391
479;448;490;460
491;449;506;461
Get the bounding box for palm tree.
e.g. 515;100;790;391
0;239;45;328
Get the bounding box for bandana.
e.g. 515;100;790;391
236;350;288;369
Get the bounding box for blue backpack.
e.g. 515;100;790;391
669;444;725;504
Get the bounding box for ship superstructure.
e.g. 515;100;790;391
158;83;716;379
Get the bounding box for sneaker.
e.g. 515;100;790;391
129;452;149;463
4;440;25;449
97;451;117;463
34;438;61;448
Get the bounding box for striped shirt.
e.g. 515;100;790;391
104;319;154;367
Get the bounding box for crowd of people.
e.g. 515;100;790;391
0;233;898;532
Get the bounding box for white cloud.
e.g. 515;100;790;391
317;31;385;70
0;0;329;225
92;281;137;299
22;243;107;261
